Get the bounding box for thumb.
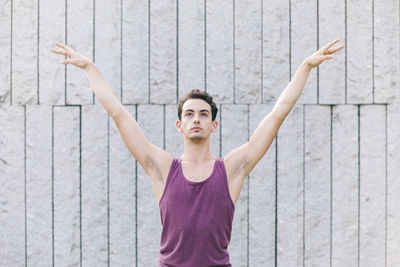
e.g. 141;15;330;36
61;59;72;64
323;55;333;61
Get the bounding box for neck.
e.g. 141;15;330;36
180;136;215;163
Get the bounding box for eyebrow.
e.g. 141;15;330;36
184;109;210;113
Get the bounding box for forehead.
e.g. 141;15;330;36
182;98;211;112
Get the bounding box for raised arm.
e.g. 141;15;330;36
224;39;344;200
50;43;173;182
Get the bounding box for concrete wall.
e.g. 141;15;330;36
0;0;399;266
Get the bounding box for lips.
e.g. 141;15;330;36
191;126;201;130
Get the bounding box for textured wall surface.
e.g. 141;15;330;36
0;0;399;266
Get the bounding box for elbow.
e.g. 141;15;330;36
111;105;125;122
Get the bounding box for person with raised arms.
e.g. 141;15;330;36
51;39;343;267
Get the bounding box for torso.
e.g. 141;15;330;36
151;157;239;205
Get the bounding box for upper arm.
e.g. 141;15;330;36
112;108;173;182
224;111;283;181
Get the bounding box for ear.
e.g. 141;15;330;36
210;120;218;133
176;120;183;133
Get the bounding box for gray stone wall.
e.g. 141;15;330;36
0;0;399;266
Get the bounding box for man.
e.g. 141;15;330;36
51;39;343;266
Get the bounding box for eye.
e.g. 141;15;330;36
201;113;207;117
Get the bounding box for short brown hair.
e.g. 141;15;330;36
177;89;218;121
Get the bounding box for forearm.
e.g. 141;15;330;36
84;63;123;118
271;60;312;120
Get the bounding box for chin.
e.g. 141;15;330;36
188;134;204;140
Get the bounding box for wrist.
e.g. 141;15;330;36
84;61;96;72
301;59;313;70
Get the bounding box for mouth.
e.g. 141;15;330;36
191;127;201;130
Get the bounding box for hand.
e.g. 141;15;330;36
304;39;344;68
50;42;93;69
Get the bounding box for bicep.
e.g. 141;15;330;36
113;108;172;179
225;113;283;180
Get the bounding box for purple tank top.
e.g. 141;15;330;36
158;157;235;267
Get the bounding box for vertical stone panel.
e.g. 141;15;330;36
109;105;136;266
331;105;358;266
137;104;164;266
66;0;93;104
262;1;289;104
304;105;330;266
150;0;177;104
248;104;275;266
81;105;108;266
165;104;183;156
319;0;346;104
178;0;205;97
387;103;400;266
234;0;262;103
39;0;65;105
359;105;386;267
53;106;80;266
291;0;317;104
347;0;373;103
12;0;38;104
94;0;121;106
122;0;149;104
277;105;304;266
374;0;399;103
26;105;52;266
206;1;234;103
0;105;25;266
0;0;11;104
220;104;248;266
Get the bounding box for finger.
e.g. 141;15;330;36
55;42;69;50
323;55;333;61
50;48;67;56
61;59;73;64
321;39;340;51
327;44;344;54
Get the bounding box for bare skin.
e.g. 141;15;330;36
51;39;344;205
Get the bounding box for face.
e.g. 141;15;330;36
176;98;218;140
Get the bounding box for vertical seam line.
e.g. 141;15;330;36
107;116;110;267
275;132;278;267
233;0;235;103
302;104;306;267
317;0;319;104
24;106;27;267
135;105;138;267
261;0;263;104
357;104;360;267
148;0;151;103
247;104;250;267
204;0;207;92
372;0;375;103
37;0;40;105
345;0;347;104
120;0;123;104
330;105;333;267
176;0;179;103
52;106;55;267
385;104;388;267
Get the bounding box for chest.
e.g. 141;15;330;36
181;162;215;182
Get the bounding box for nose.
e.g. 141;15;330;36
193;113;200;123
